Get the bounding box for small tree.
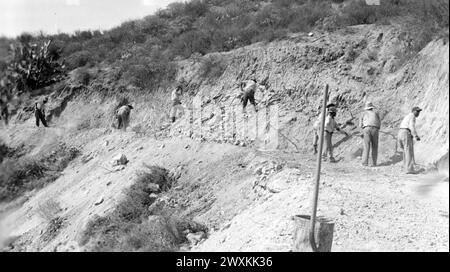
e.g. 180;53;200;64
5;39;66;94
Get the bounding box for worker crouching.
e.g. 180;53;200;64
116;104;133;131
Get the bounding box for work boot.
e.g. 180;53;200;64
171;117;176;123
313;145;318;154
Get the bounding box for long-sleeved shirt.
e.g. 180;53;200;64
399;112;418;137
360;110;381;129
117;105;131;117
314;115;340;133
313;115;341;132
242;80;256;96
324;115;341;133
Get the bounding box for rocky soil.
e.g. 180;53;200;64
0;23;448;252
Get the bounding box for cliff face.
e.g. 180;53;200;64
1;23;448;252
168;24;449;166
20;24;447;167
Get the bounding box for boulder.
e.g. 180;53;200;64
111;153;128;166
147;183;160;193
186;231;206;245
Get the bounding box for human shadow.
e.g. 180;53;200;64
378;152;403;167
333;131;359;149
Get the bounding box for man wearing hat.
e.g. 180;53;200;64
313;103;337;154
321;105;349;162
398;106;422;173
359;101;381;166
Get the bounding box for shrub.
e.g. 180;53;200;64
199;54;227;80
79;165;205;252
65;50;93;69
170;30;211;58
72;67;91;86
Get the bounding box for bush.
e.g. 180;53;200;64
79;165;206;252
65;50;93;69
198;54;227;80
72;67;91;86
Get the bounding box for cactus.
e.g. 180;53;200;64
4;39;66;94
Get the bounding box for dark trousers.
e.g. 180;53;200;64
1;108;8;126
362;126;379;166
117;113;129;130
35;109;48;127
242;92;256;110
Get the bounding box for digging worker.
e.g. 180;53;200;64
398;106;422;174
321;106;349;162
170;85;183;123
34;97;48;127
116;104;133;131
239;79;258;112
359;101;381;167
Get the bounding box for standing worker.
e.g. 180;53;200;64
239;79;258;112
313;104;336;154
116;104;133;131
35;97;48;127
0;99;8;126
398;106;422;174
170;85;184;123
322;106;349;162
359;101;381;167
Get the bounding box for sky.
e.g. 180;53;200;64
0;0;180;38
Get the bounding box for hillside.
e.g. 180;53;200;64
0;0;449;252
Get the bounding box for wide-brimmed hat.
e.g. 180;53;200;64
365;101;375;110
412;106;422;112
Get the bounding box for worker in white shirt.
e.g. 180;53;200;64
322;106;349;162
170;85;183;123
398;106;422;174
313;104;336;154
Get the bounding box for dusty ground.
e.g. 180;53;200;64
1;118;448;252
0;23;448;252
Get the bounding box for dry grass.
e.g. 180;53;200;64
79;165;206;252
0;142;80;202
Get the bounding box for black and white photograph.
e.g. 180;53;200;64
0;0;448;255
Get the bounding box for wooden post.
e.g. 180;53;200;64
292;215;334;252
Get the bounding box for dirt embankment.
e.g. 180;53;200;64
0;23;448;252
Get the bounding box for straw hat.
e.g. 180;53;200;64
364;101;375;110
